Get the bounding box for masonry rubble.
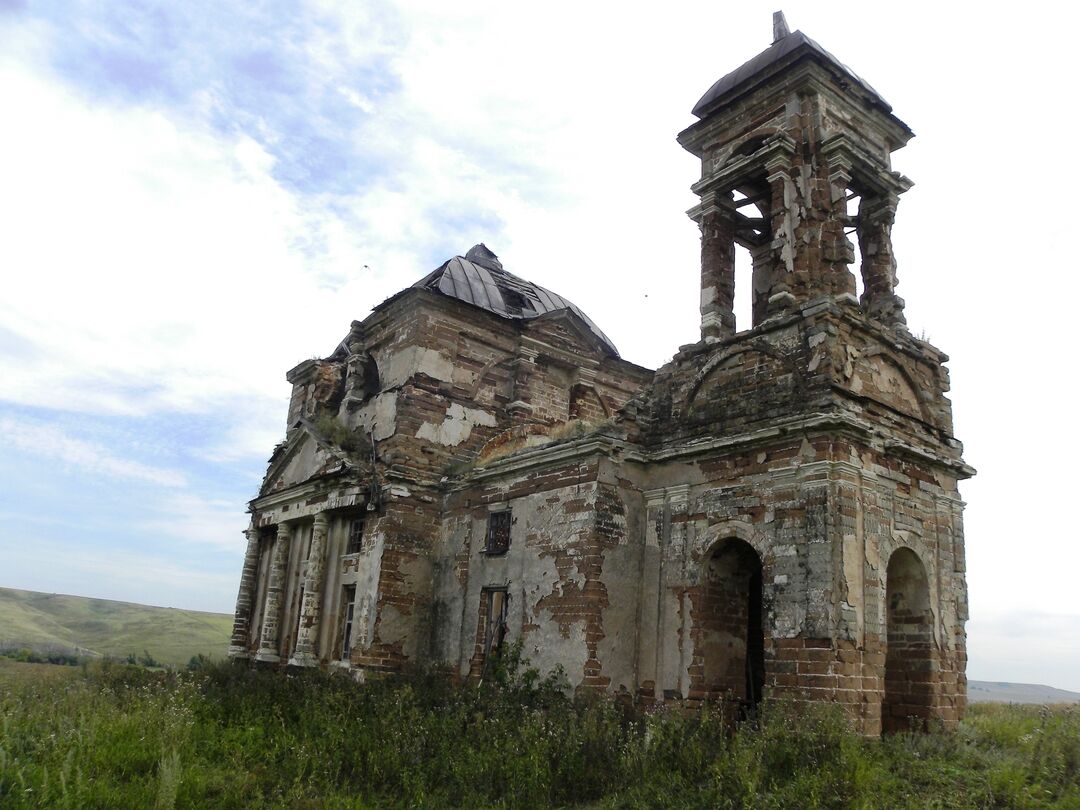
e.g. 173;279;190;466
228;13;973;736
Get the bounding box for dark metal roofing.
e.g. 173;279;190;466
691;30;892;119
411;244;621;357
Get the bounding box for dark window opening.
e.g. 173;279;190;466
341;585;356;660
480;587;510;676
347;518;364;555
485;510;511;555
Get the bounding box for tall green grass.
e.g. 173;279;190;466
1;655;1077;808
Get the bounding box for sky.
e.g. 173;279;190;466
1;1;1077;689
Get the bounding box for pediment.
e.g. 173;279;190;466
259;420;353;497
523;309;611;361
846;348;926;421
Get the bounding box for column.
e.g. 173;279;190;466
254;523;292;663
228;526;261;658
699;204;736;340
822;153;858;301
858;193;907;327
637;489;666;699
763;154;797;318
668;486;691;699
289;513;330;666
507;346;538;420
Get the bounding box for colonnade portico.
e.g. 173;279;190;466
231;505;364;668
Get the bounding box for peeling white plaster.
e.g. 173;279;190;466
416;403;497;446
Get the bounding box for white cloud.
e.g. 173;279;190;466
968;610;1080;693
137;492;250;552
0;539;239;613
0;65;387;425
0;416;186;487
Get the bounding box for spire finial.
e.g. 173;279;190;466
772;11;790;43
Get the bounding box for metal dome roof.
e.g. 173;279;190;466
410;244;620;357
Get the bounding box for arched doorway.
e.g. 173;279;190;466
697;538;765;708
883;547;935;732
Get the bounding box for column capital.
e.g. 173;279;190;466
860;191;900;224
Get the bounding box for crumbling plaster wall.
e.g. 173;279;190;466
321;513;381;662
432;456;645;692
258;303;546;670
430;420;958;719
633;303;957;462
328;295;646;482
625;428;965;733
275;293;652;674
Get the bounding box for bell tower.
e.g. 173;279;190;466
622;14;975;735
680;11;913;339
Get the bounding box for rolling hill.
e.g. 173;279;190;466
0;587;232;666
968;680;1080;704
4;587;1079;701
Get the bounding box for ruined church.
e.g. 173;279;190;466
228;15;973;735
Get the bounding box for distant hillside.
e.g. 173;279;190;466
968;680;1080;704
0;587;232;666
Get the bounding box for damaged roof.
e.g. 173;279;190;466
407;244;621;357
691;28;896;121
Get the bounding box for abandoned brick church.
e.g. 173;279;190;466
228;14;973;735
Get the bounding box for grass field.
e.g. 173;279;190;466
1;655;1077;809
0;587;232;666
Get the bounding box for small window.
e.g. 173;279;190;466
485;510;511;555
304;525;314;559
341;585;357;660
347;518;364;554
480;587;510;675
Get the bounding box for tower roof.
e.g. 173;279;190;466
407;244;621;357
691;26;895;121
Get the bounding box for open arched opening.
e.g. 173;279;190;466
695;537;765;709
846;187;864;300
883;547;936;732
730;177;772;329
